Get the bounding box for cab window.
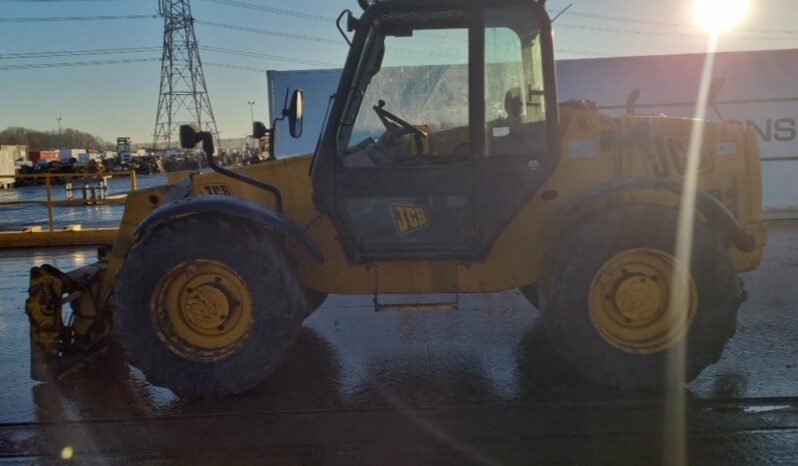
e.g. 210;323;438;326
484;8;548;157
338;10;470;168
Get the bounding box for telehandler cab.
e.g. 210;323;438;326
26;0;766;397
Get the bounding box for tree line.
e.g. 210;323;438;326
0;127;112;151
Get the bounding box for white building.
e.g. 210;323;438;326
0;145;27;188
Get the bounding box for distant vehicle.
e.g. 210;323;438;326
116;137;132;163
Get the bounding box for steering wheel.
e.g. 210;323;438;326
373;100;427;155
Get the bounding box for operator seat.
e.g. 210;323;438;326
340;138;396;169
366;143;394;168
504;87;524;135
488;87;525;156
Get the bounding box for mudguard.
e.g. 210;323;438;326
132;195;324;263
561;178;756;253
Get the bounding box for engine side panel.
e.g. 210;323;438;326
615;115;766;271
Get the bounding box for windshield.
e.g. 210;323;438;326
337;9;470;154
348;28;469;148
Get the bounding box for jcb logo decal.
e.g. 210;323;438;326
647;137;712;178
202;184;233;196
391;205;430;235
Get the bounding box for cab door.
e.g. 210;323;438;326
331;9;480;261
311;2;558;263
474;7;559;244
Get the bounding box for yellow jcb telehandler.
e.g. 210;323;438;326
26;0;767;397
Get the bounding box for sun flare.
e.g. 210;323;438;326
693;0;749;34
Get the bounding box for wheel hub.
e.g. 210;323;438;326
589;248;697;354
182;283;231;331
613;274;663;323
151;259;254;361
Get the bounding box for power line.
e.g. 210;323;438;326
0;44;339;67
4;12;792;72
5;10;794;46
197;14;798;51
200;46;338;67
557;22;798;42
3;26;784;70
196;20;342;45
0;14;156;22
196;0;798;40
0;1;130;3
204;61;265;73
561;10;798;36
198;20;465;59
0;57;160;70
0;46;160;59
556;48;616;58
3;1;797;40
199;0;335;23
0;56;265;75
203;0;798;39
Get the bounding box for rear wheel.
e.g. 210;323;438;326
111;216;307;397
539;206;742;390
304;289;328;319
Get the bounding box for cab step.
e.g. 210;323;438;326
373;294;459;312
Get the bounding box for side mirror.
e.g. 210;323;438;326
253;121;268;139
347;11;360;32
284;89;304;139
179;124;214;159
179;125;200;149
625;88;641;115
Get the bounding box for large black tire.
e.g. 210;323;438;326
303;289;328;319
539;205;743;390
519;283;539;309
111;216;308;397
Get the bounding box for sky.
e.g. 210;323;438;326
1;0;797;145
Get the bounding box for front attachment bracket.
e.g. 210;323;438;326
25;262;107;381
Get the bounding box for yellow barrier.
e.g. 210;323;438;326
0;171;136;248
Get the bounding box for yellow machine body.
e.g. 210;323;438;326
25;105;766;386
73;106;762;301
28;107;767;370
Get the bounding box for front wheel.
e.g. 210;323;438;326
111;216;308;397
539;206;743;390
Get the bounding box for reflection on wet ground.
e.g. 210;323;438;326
1;222;797;464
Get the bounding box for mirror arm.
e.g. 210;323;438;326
337;10;354;46
270;96;289;160
267;122;277;160
197;130;284;212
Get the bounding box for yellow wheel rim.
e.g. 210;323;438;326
589;248;698;354
151;259;254;362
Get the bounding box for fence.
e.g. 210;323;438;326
0;171;137;248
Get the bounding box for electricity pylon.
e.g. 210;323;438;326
153;0;220;151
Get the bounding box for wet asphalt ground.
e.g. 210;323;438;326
0;221;797;465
